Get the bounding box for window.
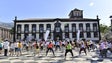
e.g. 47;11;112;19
55;21;61;32
64;24;69;32
72;23;76;32
17;34;21;40
24;24;29;33
93;23;97;31
86;23;90;31
39;33;44;39
94;32;98;37
65;32;69;38
39;24;44;39
17;24;21;33
24;33;29;40
32;24;36;33
32;33;36;39
64;24;69;38
80;32;84;38
79;23;83;31
72;32;76;38
39;24;44;33
87;32;91;38
46;24;51;31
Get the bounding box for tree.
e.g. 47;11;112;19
9;27;14;34
100;24;109;34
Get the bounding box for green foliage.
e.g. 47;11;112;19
9;27;14;34
100;24;109;33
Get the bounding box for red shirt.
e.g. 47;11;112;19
48;43;53;48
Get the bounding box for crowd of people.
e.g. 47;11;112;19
0;38;112;59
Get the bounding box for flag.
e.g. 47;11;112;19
44;30;50;41
77;30;80;42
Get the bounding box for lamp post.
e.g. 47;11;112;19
110;15;112;32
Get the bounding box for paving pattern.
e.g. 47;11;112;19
0;49;112;63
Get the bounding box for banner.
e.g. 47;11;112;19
77;30;80;42
44;30;50;41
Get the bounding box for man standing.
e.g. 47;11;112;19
65;42;74;59
46;42;55;56
3;39;9;56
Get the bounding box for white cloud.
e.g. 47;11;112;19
89;2;94;6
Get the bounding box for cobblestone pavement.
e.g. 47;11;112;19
0;49;112;63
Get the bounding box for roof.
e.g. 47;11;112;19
73;8;82;11
14;18;100;23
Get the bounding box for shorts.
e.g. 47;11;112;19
62;44;65;47
17;48;21;51
15;48;18;52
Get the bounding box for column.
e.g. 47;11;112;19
2;29;3;39
7;30;8;39
21;34;24;40
21;24;24;40
36;24;39;39
83;23;86;38
4;29;6;39
36;34;39;40
69;33;72;40
51;33;53;40
28;24;32;40
63;33;65;40
61;23;64;32
76;23;79;31
0;28;1;39
21;24;24;33
61;23;65;40
44;24;46;31
51;24;54;32
29;24;32;33
51;24;54;40
69;23;72;40
36;24;39;32
7;30;9;39
90;23;94;38
83;23;86;31
69;23;72;32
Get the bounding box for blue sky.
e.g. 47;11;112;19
0;0;112;26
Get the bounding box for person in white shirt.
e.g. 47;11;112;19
55;40;61;51
3;40;9;56
79;40;87;55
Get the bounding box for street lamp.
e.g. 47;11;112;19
110;15;112;32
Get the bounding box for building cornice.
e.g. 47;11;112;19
14;18;99;23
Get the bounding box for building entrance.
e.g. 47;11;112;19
53;32;62;41
53;20;62;41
